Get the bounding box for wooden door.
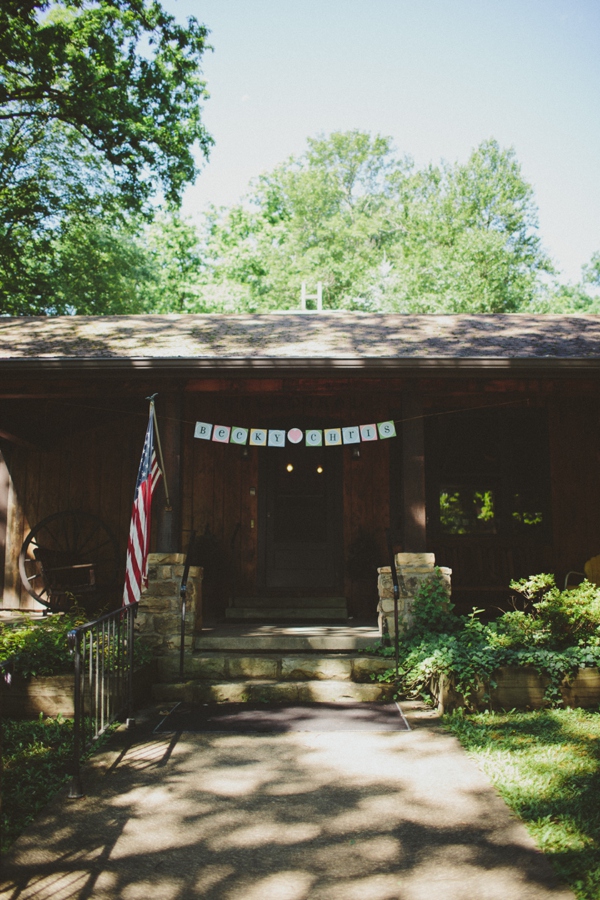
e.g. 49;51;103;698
261;444;342;590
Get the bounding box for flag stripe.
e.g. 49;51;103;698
123;408;162;606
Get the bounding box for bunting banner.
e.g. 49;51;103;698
194;420;396;446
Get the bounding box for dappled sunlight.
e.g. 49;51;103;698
115;737;176;770
226;870;316;900
211;822;321;850
0;868;92;900
1;719;572;900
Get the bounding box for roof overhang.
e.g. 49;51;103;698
1;355;600;377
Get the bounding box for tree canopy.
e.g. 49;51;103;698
203;132;555;314
0;0;212;314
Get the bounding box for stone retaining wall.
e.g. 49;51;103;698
377;552;452;637
135;553;203;654
433;666;600;713
1;665;156;718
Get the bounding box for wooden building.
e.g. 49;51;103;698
1;313;600;621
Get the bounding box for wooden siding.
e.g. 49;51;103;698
2;376;600;620
1;410;147;609
182;390;393;618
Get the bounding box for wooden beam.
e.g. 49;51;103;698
0;448;8;598
155;392;183;553
402;391;427;551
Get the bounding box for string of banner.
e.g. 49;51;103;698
194;420;397;448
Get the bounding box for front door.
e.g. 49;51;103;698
260;443;342;590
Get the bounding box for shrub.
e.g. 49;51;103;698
0;612;87;678
409;567;456;636
510;575;600;648
0;610;153;678
369;572;600;708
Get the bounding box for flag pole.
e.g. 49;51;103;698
147;394;171;511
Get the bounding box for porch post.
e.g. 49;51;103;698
0;448;8;599
402;390;427;551
156;392;183;553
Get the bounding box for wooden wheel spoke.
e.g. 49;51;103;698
19;511;119;609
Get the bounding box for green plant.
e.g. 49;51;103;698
0;612;154;678
367;572;600;709
1;713;117;853
409;567;455;636
0;613;86;677
510;575;600;648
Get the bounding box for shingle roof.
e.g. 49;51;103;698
1;313;599;365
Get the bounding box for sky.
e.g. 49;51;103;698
163;0;600;283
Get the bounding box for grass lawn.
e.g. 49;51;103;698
444;708;600;900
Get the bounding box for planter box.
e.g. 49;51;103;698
432;665;600;714
0;663;157;719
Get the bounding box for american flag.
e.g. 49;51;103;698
123;406;162;606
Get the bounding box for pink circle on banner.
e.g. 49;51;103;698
287;428;303;444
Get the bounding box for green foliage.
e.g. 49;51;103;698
0;612;153;677
445;708;600;900
409;567;455;636
0;0;212;313
204;132;552;313
1;714;76;852
510;574;600;648
0;0;212;207
1;713;116;853
370;573;600;708
0;613;86;677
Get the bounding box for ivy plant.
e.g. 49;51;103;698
368;573;600;708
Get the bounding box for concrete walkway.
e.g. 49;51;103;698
1;703;574;900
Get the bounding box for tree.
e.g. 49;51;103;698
0;0;212;206
0;0;212;314
203;133;552;313
530;251;600;314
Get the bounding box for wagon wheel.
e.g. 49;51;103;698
19;511;120;612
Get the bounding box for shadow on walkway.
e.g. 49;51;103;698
1;702;574;900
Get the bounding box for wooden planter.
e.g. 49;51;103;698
0;663;157;719
432;665;600;714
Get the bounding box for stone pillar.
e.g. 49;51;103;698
136;553;203;654
377;552;451;638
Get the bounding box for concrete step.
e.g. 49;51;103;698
157;651;393;684
194;623;381;652
152;679;394;704
224;606;347;621
230;596;347;609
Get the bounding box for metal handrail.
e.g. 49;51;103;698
67;602;138;798
179;531;197;681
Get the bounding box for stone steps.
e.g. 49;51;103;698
158;651;392;683
152;679;394;704
153;651;395;704
229;596;347;609
194;623;380;652
224;606;347;621
224;595;348;622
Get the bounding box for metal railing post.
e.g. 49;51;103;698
68;629;84;799
386;530;401;676
127;604;136;728
179;531;196;681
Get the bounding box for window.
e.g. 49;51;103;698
426;408;551;541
